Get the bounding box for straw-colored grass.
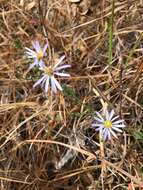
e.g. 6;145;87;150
0;0;143;189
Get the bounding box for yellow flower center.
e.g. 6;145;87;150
37;50;43;60
104;120;112;128
44;67;53;76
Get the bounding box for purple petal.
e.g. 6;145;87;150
95;127;103;131
96;112;104;122
109;129;118;138
111;115;119;122
112;127;122;132
105;110;110;120
29;59;38;69
39;64;46;70
29;63;35;70
109;110;114;120
102;129;108;140
25;47;36;54
54;55;65;69
52;77;62;91
107;130;111;140
94;116;104;123
32;41;41;52
45;76;49;92
25;51;36;57
112;120;124;124
39;60;45;67
34;58;39;66
42;43;48;54
26;54;36;58
54;72;70;77
92;123;103;128
112;124;125;128
33;75;46;88
41;76;47;88
51;77;57;93
55;64;71;71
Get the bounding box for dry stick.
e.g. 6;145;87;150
12;140;143;186
49;162;142;185
131;61;143;85
105;160;143;187
61;3;126;34
119;54;123;118
38;0;48;38
12;139;96;161
48;165;102;183
38;0;52;60
99;2;115;188
125;32;143;66
99;134;106;190
126;60;143;95
0;110;45;149
123;94;143;111
88;75;119;115
108;0;115;66
0;74;108;84
0;176;31;184
122;32;143;105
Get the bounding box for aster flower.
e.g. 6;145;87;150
92;110;125;140
25;40;48;69
33;55;71;93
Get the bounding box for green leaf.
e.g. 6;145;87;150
14;39;22;49
134;132;143;140
63;85;80;104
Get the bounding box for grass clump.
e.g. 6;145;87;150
0;0;143;189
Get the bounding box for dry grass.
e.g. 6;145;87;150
0;0;143;189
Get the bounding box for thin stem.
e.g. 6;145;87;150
108;0;115;66
99;133;106;190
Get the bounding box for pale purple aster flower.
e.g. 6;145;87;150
92;110;125;140
25;40;48;69
33;55;71;93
